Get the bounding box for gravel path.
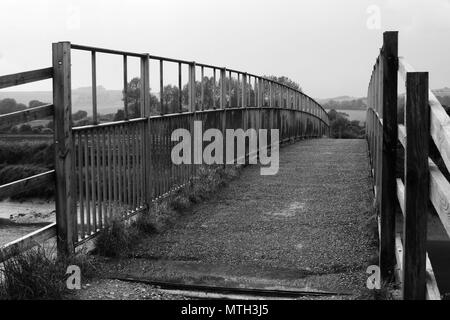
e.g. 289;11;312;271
87;139;377;299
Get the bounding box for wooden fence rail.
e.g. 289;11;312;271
366;31;445;300
0;41;329;262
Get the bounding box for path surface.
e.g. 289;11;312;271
88;139;377;299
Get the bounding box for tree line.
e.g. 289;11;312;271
113;75;302;120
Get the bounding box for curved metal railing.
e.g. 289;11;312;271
0;41;330;259
70;43;329;127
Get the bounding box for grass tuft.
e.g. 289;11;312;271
132;211;158;235
0;247;98;300
95;217;138;258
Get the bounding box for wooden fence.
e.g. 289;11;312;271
366;31;448;300
0;42;329;262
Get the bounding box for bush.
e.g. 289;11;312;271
169;192;191;212
0;140;54;200
0;141;54;167
95;217;138;258
328;109;365;139
132;211;158;235
0;247;97;300
0;165;54;199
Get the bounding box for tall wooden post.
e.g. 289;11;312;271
379;31;398;281
220;68;226;109
52;42;75;256
269;82;274;134
188;62;196;175
140;54;152;205
278;85;282;108
123;55;129;119
221;68;227;167
160;60;164;114
403;72;429;300
242;73;247;131
91;51;98;124
189;62;196;112
200;66;205;110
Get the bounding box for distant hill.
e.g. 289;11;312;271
317;96;360;104
432;87;450;98
320;97;367;111
2;86;450;114
0;86;123;114
320;87;450;111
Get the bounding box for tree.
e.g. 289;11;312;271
72;110;88;121
19;124;33;133
0;98;26;115
114;109;125;121
124;77;141;118
115;74;303;119
264;75;302;92
323;98;366;111
28;100;47;108
162;84;181;114
328;109;364;139
32;127;43;134
47;120;54;129
116;77;161;119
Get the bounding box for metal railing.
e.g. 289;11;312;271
0;41;330;261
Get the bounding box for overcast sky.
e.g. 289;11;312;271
0;0;449;99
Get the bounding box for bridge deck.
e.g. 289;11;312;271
85;139;377;299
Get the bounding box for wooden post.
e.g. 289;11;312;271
237;73;240;108
178;62;183;112
188;62;196;176
242;73;247;131
123;55;129;119
278;85;282;108
228;70;232;108
91;51;98;124
140;55;150;117
160;60;164;114
140;55;152;205
403;72;429;300
221;68;227;168
189;62;196;112
380;31;399;281
220;68;226;109
52;42;76;256
269;82;273;108
242;73;247;107
201;66;204;110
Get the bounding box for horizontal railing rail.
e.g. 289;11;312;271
0;223;56;263
0;67;53;89
0;170;55;200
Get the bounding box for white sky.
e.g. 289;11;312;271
0;0;449;99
